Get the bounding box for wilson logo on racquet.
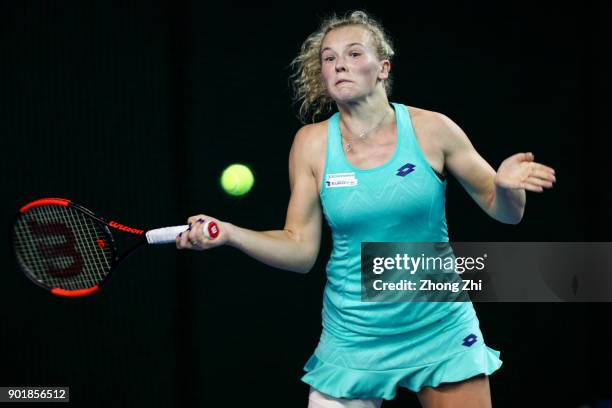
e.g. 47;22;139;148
12;197;220;297
27;220;84;278
208;223;219;237
108;221;144;235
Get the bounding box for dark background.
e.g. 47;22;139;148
1;1;610;407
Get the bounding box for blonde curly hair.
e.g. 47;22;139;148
290;10;395;124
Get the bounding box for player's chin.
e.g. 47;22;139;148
329;88;361;102
332;93;359;103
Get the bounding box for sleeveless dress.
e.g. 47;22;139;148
301;102;502;399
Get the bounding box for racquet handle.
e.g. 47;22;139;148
145;220;219;244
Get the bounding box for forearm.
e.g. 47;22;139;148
225;224;316;273
490;184;526;224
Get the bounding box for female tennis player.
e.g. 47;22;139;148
176;10;556;407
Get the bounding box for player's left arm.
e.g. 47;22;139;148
437;113;556;224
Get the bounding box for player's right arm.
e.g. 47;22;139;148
177;125;323;274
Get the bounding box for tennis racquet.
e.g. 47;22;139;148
11;197;219;297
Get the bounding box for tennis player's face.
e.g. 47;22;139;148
320;26;388;102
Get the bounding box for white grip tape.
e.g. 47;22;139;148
146;224;212;244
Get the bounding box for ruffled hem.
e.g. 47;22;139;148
301;345;502;400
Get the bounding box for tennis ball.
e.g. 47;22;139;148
220;164;254;196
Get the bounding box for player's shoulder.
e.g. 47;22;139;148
405;104;467;144
291;120;327;156
404;105;456;131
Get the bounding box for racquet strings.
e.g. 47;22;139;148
12;204;114;291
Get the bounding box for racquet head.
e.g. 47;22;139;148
11;198;118;297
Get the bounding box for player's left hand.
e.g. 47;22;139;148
494;152;556;192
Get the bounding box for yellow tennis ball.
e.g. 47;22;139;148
220;164;254;196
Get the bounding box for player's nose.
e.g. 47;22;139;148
335;57;347;72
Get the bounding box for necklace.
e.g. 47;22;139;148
341;108;391;152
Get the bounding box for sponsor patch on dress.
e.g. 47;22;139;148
325;172;358;188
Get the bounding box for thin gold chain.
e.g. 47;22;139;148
341;108;390;152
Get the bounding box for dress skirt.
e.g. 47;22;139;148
302;304;502;400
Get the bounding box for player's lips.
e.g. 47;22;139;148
335;79;352;85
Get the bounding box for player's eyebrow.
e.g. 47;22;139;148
321;42;365;55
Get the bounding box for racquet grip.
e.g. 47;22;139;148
145;221;219;244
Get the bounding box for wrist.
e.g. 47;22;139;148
494;174;520;192
493;172;507;189
224;222;240;249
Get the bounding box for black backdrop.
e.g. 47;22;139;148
1;1;610;407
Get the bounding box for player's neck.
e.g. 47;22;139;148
337;94;393;136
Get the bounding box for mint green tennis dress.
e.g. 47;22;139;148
301;102;502;399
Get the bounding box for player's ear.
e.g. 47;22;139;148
378;60;391;81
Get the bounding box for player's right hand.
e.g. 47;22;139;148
175;215;231;251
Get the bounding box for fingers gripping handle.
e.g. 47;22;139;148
145;221;219;244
